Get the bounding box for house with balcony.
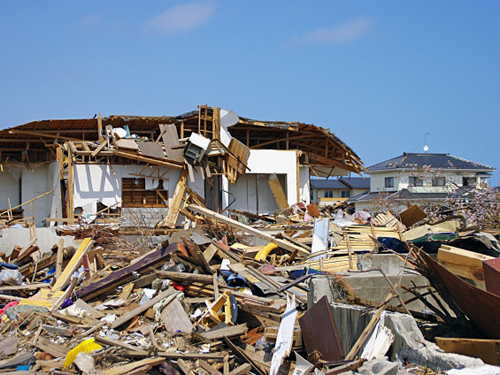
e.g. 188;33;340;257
311;177;370;206
349;153;495;213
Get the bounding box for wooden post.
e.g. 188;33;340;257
97;112;103;141
55;238;64;280
346;234;353;270
67;147;74;219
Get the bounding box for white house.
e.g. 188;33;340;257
349;153;495;213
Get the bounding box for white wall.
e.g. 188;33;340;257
21;163;54;226
0;168;21;209
74;164;184;214
246;150;299;205
299;166;310;205
229;174;286;214
371;170;465;194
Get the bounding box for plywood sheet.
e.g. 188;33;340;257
268;173;288;210
115;139;139;151
137;142;165;159
399;205;427;227
160;124;184;162
161;298;193;333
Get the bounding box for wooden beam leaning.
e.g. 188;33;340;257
188;205;309;256
111;288;175;329
52;238;94;292
0;190;54;218
113;150;184;169
8;129;84;142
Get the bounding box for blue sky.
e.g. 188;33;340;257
1;1;499;185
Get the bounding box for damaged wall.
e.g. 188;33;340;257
0;169;21;209
73;164;183;214
227;150;300;214
0;164;55;226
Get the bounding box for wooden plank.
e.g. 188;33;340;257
398;205;427;227
161;168;188;228
438;245;492;283
228;364;251;375
345;293;393;360
97;112;103;141
95;336;141;351
200;360;222;375
188;205;309;256
161;298;193;333
268;173;288;210
137;142;166;159
201;324;248;341
111;288;175;329
67;147;74;219
113;150;184;169
91;141;107;158
435;337;500;365
55;239;64;280
0;190;54;218
105;358;165;375
160;124;185;162
76;244;176;301
52;238;93;292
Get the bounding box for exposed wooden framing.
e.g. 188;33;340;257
8;130;83;142
213;106;221;141
91;141;107;157
250;134;318;149
296;151;300;203
113;150;183;169
306;152;360;173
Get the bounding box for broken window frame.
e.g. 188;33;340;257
121;178;169;208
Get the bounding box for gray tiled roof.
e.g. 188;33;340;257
367;153;495;172
349;189;450;202
311;177;370;190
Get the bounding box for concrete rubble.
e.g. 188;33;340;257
0;107;498;374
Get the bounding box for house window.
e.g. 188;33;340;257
122;178;169;207
409;176;423;187
385;177;394;188
341;190;350;198
432;177;446;187
324;191;333;198
463;177;476;187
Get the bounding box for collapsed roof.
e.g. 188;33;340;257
0;105;365;176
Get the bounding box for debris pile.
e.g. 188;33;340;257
0;199;499;375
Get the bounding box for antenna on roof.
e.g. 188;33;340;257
423;132;429;153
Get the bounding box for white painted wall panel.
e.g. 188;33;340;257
73;164;183;214
0;169;21;209
21;163;53;226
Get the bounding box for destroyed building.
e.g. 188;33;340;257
0;105;365;229
0;105;499;374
